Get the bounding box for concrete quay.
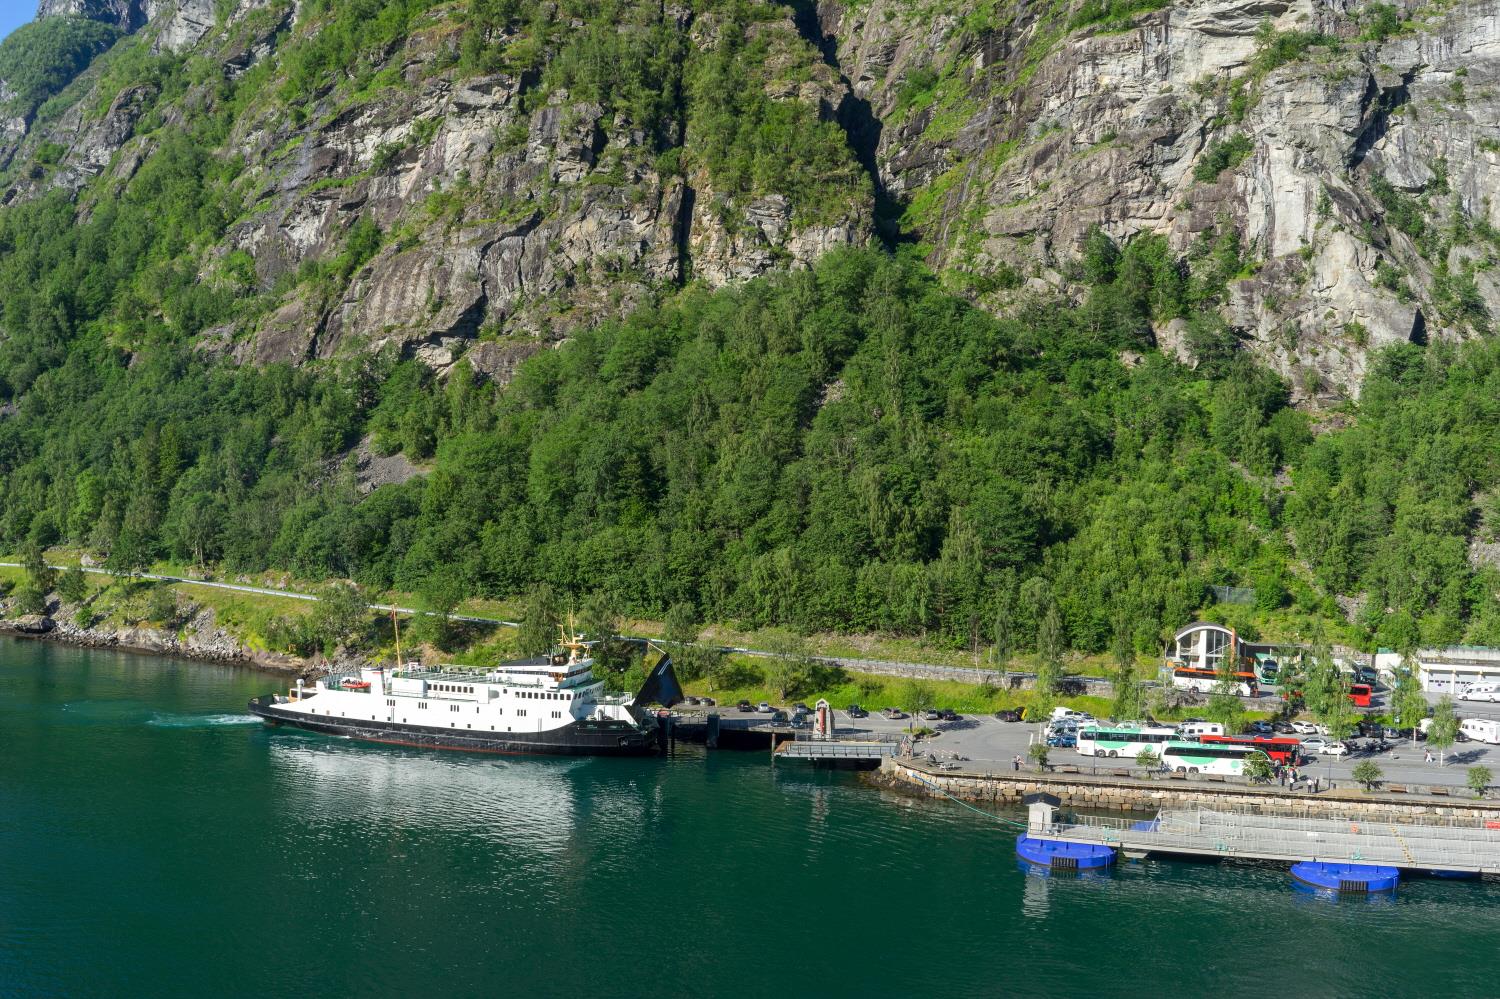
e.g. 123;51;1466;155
878;756;1500;822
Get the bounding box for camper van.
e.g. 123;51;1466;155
1462;682;1500;703
1461;718;1500;744
1177;721;1227;739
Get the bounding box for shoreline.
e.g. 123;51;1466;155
0;615;308;676
872;755;1500;821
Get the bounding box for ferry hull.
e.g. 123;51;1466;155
248;695;661;757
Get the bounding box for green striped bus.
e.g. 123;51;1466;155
1075;724;1177;758
1160;740;1271;776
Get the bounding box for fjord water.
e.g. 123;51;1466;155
4;638;1499;998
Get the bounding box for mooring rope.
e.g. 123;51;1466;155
907;770;1030;830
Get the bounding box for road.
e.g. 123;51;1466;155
747;699;1500;792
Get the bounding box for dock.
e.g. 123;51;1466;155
774;740;899;767
1036;805;1500;874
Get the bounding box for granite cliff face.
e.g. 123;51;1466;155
817;0;1500;400
7;0;1500;397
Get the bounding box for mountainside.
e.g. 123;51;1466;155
0;0;1499;659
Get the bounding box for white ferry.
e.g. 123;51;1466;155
248;634;669;756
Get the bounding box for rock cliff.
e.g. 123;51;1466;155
7;0;1500;398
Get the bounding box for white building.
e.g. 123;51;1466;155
1370;647;1500;694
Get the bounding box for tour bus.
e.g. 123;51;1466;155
1075;724;1178;758
1160;741;1269;776
1170;665;1257;697
1253;657;1281;689
1197;733;1302;765
1347;683;1373;708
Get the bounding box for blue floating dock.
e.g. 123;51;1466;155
1291;862;1399;893
1016;835;1115;870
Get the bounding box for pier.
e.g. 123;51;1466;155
1032;804;1500;874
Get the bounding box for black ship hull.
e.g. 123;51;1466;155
247;695;662;757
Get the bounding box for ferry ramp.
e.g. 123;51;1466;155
1039;808;1500;874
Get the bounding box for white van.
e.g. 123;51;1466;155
1461;718;1500;744
1177;721;1226;738
1050;707;1093;724
1462;682;1500;703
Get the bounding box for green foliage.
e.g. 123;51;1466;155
1135;746;1160;771
1027;741;1050;770
899;678;938;717
1242;750;1273;783
516;583;561;657
58;566;89;604
312;580;369;651
0;17;121;117
761;629;814;700
1427;695;1459;758
1068;0;1169;32
1351;760;1382;790
1251;23;1337;76
1193;133;1253;183
11;583;46;616
1469;764;1492;799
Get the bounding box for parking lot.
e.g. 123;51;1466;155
733;692;1500;791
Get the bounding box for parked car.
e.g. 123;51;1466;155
994;709;1023;722
1291;720;1320;735
1050;707;1091;724
770;710;788;724
737;700;755;713
790;707;811;727
1248;721;1274;735
1300;735;1329;752
882;707;906;720
756;701;774;713
846;704;868;718
794;702;811;714
683;695;701;706
921;709;942;721
699;697;716;707
1319;741;1350;757
938;709;960;722
1046;732;1077;749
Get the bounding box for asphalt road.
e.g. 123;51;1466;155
749;695;1500;791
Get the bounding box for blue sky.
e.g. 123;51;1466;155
0;0;33;42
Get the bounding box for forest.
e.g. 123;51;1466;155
3;229;1498;659
1;0;1499;663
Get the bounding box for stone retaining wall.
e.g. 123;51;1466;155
879;758;1500;822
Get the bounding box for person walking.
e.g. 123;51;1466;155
1425;748;1434;764
1013;754;1022;773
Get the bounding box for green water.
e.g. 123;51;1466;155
4;637;1500;997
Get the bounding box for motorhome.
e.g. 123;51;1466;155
1460;718;1500;745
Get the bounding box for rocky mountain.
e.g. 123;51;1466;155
2;0;1498;398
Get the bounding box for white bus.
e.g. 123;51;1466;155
1075;724;1178;758
1160;740;1269;776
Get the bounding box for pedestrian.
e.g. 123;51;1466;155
1013;754;1021;773
1278;767;1286;787
1425;749;1433;764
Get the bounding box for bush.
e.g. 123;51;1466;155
1194;133;1253;182
11;584;46;616
1351;760;1383;790
1469;765;1493;799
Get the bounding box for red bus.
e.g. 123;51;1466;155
1348;684;1373;708
1198;734;1302;764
